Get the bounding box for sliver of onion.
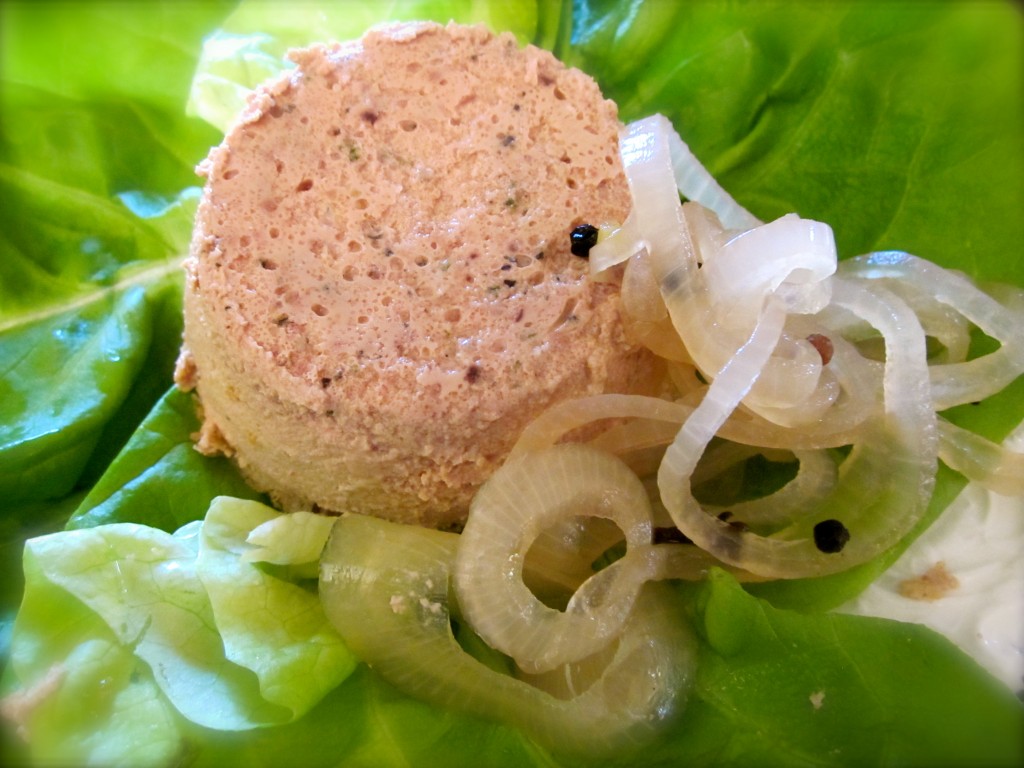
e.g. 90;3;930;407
319;514;695;757
454;444;655;673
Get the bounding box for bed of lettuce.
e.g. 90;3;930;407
1;0;1022;765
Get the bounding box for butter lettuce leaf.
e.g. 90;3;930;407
67;387;265;534
654;571;1024;767
197;497;355;714
4;636;180;768
568;0;1024;284
3;500;357;765
0;0;232;516
178;665;551;768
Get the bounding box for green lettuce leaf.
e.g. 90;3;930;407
67;387;266;534
180;665;552;768
197;497;356;714
568;0;1024;282
0;187;190;508
3;498;357;765
0;0;233;512
3;634;180;767
646;571;1024;767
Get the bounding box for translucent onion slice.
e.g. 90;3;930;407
319;514;695;758
587;417;684;460
591;114;761;276
651;113;760;232
938;417;1024;496
621;249;669;323
521;516;625;606
712;450;839;528
662;205;840;424
620;251;691;361
703;213;836;314
454;444;655;673
841;252;1024;409
510;376;864;466
510;353;867;463
589;210;644;276
509;393;693;459
739;331;837;425
715;330;880;449
617;116;700;293
861;275;973;363
659;278;939;578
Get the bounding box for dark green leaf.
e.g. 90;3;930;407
568;1;1024;283
654;572;1024;767
67;388;265;534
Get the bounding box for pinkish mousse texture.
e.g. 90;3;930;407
175;21;660;527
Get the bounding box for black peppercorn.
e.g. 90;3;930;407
569;224;599;257
813;519;850;553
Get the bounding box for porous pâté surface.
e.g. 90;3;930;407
176;21;659;526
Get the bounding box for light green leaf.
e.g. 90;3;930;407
198;498;356;714
6;538;183;767
23;522;291;730
569;1;1024;273
5;637;180;768
242;508;336;566
3;500;358;765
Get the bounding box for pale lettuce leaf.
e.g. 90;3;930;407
3;500;356;765
242;509;336;566
197;497;354;712
5;562;181;768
